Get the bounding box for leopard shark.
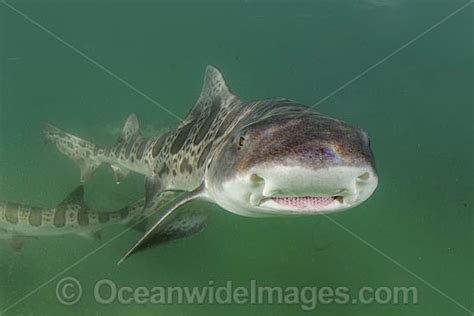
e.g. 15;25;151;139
0;186;208;250
43;65;378;263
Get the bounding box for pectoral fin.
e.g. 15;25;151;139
129;206;209;255
79;161;101;182
118;182;208;264
111;165;129;184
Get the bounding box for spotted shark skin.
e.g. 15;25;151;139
42;69;248;194
44;66;269;194
0;186;146;242
44;65;378;262
0;185;209;252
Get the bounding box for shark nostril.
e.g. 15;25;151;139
250;173;265;185
357;172;370;181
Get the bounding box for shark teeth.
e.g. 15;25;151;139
271;196;337;208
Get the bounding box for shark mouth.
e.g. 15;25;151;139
258;195;344;212
272;196;339;207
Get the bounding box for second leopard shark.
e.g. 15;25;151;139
0;186;140;248
0;186;208;250
43;66;378;263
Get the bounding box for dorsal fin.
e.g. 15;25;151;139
57;185;88;210
118;114;140;143
185;66;238;124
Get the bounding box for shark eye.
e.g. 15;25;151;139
238;136;245;148
234;131;248;150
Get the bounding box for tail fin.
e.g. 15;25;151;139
42;123;102;182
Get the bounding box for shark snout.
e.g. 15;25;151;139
246;164;377;214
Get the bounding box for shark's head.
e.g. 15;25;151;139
206;100;378;217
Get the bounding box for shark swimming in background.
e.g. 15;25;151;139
0;186;208;250
43;65;378;263
0;186;135;249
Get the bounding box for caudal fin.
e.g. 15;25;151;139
42;123;102;182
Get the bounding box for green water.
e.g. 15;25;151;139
0;1;472;315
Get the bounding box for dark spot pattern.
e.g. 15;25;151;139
179;158;193;173
216;104;243;138
179;158;187;173
99;213;110;224
193;97;221;145
152;135;167;157
125;135;138;159
28;208;42;227
171;123;193;154
114;142;124;157
198;143;213;168
158;164;169;177
5;203;19;224
78;211;89;226
136;140;148;160
54;208;66;227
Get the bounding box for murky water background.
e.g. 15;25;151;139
0;1;472;315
